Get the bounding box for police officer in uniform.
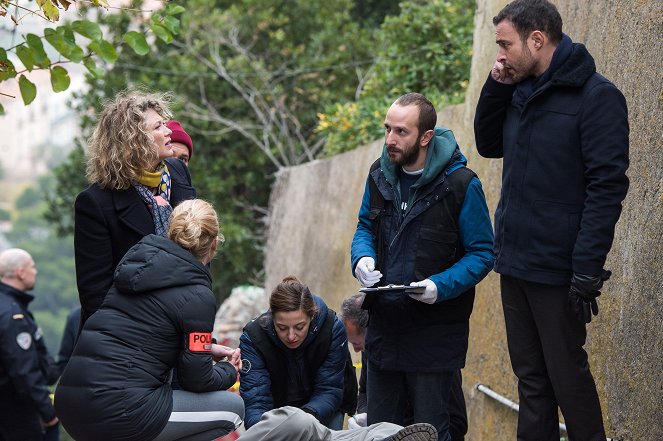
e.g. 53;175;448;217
0;248;59;441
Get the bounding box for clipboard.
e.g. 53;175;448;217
359;284;426;294
359;284;425;309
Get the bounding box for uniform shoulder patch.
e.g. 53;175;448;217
16;332;32;350
188;332;212;353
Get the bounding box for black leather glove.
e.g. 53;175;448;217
568;270;612;323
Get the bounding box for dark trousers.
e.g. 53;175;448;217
366;363;455;441
400;370;467;441
500;275;606;441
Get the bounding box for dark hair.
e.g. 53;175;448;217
340;293;369;334
270;276;319;318
394;92;437;136
493;0;563;44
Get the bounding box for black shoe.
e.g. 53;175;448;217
381;423;438;441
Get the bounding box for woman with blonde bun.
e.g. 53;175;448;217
74;90;196;329
56;199;244;441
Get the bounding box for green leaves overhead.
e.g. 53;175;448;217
16;45;36;71
71;20;103;41
88;39;118;63
18;74;37;105
40;0;61;22
0;48;17;81
164;4;185;15
150;23;173;43
50;65;70;92
44;27;83;62
26;34;50;66
123;31;149;56
1;2;184;107
83;58;104;78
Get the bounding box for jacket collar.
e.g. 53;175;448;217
550;42;596;88
112;187;154;237
0;281;34;305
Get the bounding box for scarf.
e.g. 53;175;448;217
512;33;573;112
133;162;172;237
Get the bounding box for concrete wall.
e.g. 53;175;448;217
263;1;663;439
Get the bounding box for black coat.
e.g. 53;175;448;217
55;234;237;441
74;158;195;326
474;43;629;284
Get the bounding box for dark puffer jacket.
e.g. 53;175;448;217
55;234;237;441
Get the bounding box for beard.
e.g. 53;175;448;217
387;133;424;168
508;44;537;82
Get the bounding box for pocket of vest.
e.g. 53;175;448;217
415;227;458;279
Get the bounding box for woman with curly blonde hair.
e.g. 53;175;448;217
74;90;196;328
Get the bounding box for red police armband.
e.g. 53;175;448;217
188;332;213;352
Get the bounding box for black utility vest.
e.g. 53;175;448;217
368;159;476;322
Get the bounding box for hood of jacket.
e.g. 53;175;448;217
259;294;331;352
380;126;461;188
378;127;467;210
113;234;212;295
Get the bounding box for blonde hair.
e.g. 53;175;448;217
86;90;172;189
167;199;222;262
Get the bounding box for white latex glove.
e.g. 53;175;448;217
347;412;367;429
355;257;382;287
408;279;438;304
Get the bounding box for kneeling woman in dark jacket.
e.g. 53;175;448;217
55;199;244;441
239;276;348;429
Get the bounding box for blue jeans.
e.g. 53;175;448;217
366;362;453;441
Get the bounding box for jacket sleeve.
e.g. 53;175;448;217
350;177;377;274
474;74;516;159
303;316;346;421
238;330;274;429
176;290;237;392
0;310;55;422
428;177;495;300
74;189;116;327
573;82;629;274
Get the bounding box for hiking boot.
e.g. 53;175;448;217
380;422;438;441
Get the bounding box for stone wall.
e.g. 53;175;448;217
263;1;663;439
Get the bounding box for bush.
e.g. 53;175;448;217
318;91;465;156
317;0;475;156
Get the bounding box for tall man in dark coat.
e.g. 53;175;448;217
0;248;59;441
474;1;629;440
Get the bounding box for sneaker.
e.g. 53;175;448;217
380;422;438;441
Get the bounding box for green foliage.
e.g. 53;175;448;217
318;0;475;156
15;186;42;209
18;74;37;104
0;2;184;105
44;143;88;236
316;96;391;157
363;0;475;98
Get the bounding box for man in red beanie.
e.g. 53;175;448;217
166;120;194;166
